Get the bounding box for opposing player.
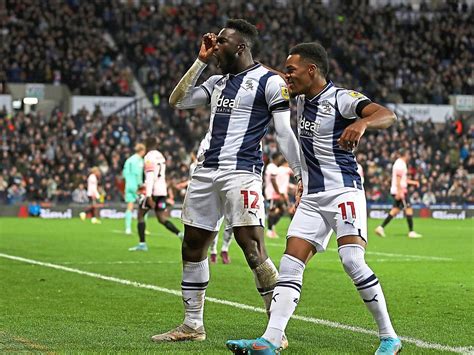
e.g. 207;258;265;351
122;143;146;234
79;167;101;224
227;42;401;354
151;19;301;344
209;226;233;264
264;152;283;238
128;137;183;251
375;149;422;238
272;158;293;231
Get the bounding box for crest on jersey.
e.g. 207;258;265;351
281;86;290;100
321;100;332;113
349;91;364;98
244;79;254;91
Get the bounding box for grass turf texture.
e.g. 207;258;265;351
0;217;472;354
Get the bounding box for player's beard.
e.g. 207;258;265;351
217;51;238;74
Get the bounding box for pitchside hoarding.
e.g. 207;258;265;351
1;204;472;220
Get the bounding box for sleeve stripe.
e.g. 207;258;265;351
200;85;211;104
356;99;372;117
269;100;290;112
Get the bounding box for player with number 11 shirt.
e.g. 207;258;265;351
227;42;402;354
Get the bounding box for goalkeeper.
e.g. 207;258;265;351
122;143;146;234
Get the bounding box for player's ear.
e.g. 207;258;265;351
236;43;246;56
308;64;318;77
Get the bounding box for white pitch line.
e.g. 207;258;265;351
111;229;127;234
265;242;452;261
0;253;471;354
59;260;180;265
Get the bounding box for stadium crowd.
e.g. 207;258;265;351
2;1;471;101
0;107;192;204
1;105;472;206
0;0;472;206
108;0;472;104
1;1;135;96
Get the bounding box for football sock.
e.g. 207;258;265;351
138;221;146;243
163;220;180;235
86;206;96;217
338;244;397;338
125;210;132;231
407;215;414;231
268;214;278;231
263;254;305;347
381;214;393;228
221;228;233;252
273;211;283;229
209;236;218;255
252;258;279;315
182;259;209;329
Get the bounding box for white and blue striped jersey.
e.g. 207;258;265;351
198;63;290;174
296;82;371;195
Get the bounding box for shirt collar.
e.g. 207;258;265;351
228;62;260;78
307;81;334;103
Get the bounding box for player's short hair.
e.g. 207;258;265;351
135;143;145;153
289;42;329;77
145;137;158;150
399;148;409;157
271;152;282;161
226;19;259;52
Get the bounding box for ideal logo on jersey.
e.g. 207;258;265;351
299;115;321;136
215;94;241;114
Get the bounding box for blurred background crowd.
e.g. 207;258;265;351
0;0;472;206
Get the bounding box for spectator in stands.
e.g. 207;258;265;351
409;191;422;205
72;183;89;204
447;180;465;205
0;175;8;203
422;186;437;206
7;183;25;205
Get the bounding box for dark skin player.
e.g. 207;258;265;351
285;52;396;263
182;28;269;269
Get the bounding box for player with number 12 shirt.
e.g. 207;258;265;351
151;19;302;346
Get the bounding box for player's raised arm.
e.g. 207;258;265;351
169;33;217;109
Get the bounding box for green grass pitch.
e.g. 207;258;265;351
0;217;472;354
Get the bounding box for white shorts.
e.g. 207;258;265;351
287;188;367;252
181;167;265;232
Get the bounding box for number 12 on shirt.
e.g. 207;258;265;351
241;190;259;209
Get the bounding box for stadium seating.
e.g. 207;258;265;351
0;1;472;205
